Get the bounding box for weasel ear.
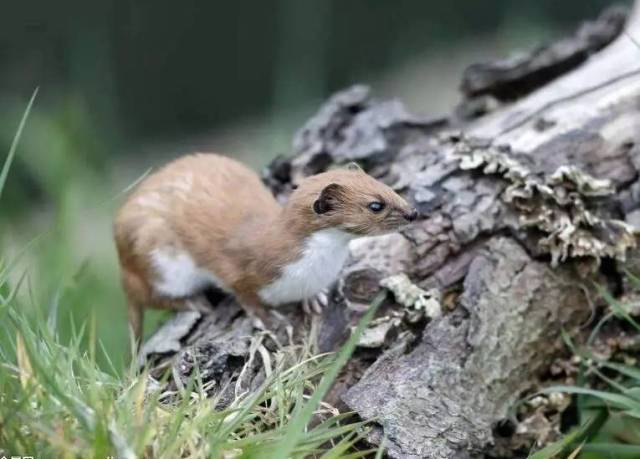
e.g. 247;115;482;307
345;162;363;172
313;183;344;215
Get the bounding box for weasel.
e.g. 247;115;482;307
114;153;417;341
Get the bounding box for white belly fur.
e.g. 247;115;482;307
150;248;227;298
258;228;354;306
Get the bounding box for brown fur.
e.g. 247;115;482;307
114;154;415;342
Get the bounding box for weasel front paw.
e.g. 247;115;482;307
302;290;329;315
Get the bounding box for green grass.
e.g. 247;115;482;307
0;254;383;458
0;303;378;458
0;93;385;458
531;278;640;458
0;92;129;372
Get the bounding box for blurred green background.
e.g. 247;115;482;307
0;0;625;372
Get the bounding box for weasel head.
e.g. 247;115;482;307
285;163;417;236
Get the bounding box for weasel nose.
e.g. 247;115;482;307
404;209;418;222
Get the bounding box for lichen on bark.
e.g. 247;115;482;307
451;133;637;266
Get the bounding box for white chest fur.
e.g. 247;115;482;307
258;228;354;306
150;248;226;298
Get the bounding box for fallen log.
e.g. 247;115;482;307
142;4;640;457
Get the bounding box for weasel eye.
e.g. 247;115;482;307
368;201;385;213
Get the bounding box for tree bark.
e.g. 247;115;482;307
142;5;640;458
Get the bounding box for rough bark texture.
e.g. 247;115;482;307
143;5;640;458
459;5;627;102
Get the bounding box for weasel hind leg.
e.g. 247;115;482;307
126;299;144;347
121;268;151;347
236;293;278;330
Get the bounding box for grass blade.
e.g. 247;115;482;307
268;292;386;459
581;443;640;457
0;87;38;200
540;385;640;411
